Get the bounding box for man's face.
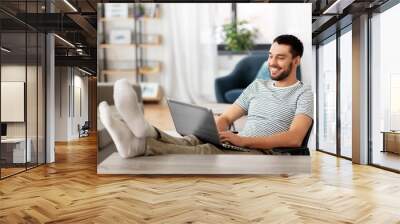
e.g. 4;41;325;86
267;43;298;81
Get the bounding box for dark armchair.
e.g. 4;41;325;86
271;120;313;155
215;54;266;103
79;121;90;138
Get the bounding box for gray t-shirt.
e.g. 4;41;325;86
234;79;314;137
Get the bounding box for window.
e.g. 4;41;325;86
370;2;400;171
0;1;47;179
317;36;337;154
237;3;310;44
215;4;233;45
339;28;352;158
216;3;311;50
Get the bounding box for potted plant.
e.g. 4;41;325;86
133;4;145;18
222;20;257;52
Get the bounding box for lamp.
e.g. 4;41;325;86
78;67;94;76
63;0;78;12
54;34;75;48
1;47;11;53
323;0;355;15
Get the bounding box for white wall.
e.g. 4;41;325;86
72;74;89;138
55;67;89;141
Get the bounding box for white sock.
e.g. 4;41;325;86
113;79;157;138
99;101;146;158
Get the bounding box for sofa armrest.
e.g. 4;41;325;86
215;71;244;103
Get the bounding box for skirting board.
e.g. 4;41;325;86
97;153;311;175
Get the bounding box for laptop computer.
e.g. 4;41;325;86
167;99;251;152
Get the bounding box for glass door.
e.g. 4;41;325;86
1;31;28;178
0;1;47;179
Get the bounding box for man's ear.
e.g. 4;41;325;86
294;56;301;66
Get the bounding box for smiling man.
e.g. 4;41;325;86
99;34;313;158
218;34;313;151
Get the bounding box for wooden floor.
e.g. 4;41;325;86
1;167;26;178
372;150;400;171
1;104;400;223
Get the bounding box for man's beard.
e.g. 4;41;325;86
270;64;292;81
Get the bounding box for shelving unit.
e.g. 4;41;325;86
98;3;163;102
101;61;161;76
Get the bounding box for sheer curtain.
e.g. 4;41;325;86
161;4;218;104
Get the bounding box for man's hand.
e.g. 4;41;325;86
215;116;230;132
219;131;245;147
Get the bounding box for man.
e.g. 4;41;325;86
99;34;313;158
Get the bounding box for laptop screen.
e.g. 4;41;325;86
167;99;221;146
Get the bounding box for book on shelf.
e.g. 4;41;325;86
104;4;129;18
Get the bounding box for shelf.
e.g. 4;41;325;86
99;16;160;22
101;34;162;47
102;62;161;76
139;63;161;75
99;43;161;49
101;69;136;76
99;3;163;87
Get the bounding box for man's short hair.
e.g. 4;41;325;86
273;35;304;58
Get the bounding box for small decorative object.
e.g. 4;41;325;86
222;20;257;52
104;3;129;18
133;4;145;18
109;30;131;44
140;82;162;102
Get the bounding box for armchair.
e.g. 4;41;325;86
79;121;90;138
215;54;266;103
271;120;313;155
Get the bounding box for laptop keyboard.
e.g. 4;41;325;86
221;143;251;152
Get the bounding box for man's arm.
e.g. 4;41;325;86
215;104;246;132
219;114;312;150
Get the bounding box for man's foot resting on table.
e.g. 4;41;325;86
99;101;146;158
113;78;157;138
